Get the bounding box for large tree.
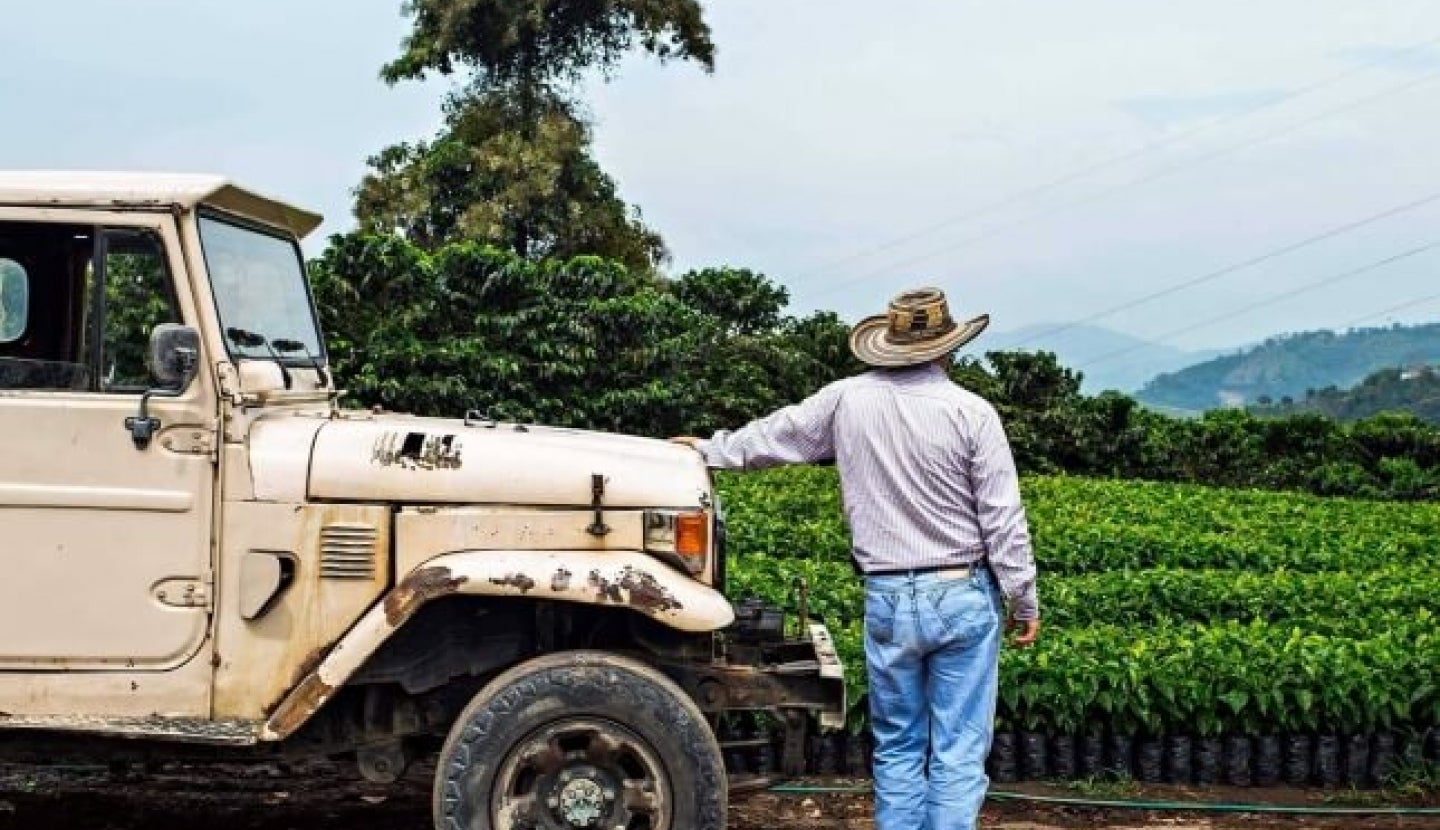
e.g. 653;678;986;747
355;90;665;270
381;0;714;89
356;0;715;271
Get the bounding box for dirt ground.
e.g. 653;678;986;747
0;761;1435;829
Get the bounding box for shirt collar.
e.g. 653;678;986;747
881;362;947;381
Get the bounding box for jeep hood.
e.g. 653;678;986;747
249;412;711;508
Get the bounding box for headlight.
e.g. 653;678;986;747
644;509;709;575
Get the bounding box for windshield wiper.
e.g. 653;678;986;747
225;326;292;390
273;338;330;387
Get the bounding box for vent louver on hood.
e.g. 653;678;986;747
319;523;378;579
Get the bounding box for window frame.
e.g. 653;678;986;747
95;226;184;394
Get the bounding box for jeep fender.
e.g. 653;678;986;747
262;550;735;740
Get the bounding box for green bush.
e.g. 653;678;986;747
718;467;1440;736
311;237;1440;502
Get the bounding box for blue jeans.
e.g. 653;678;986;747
865;567;1002;830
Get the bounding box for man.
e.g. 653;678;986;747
673;287;1039;830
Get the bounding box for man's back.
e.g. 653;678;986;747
832;365;999;573
699;362;1038;621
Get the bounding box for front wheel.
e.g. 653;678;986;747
433;651;727;830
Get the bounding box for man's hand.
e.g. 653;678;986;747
669;436;704;451
1006;615;1041;647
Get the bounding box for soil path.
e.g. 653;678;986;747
0;763;1434;829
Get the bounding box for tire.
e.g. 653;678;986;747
433;650;726;830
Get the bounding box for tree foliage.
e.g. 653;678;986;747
1252;365;1440;424
357;0;715;269
312;232;1440;502
381;0;714;89
310;232;854;436
355;91;665;271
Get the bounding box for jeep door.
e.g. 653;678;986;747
0;210;214;698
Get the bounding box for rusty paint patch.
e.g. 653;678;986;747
551;568;573;592
489;573;536;593
620;567;685;613
588;566;684;614
383;566;470;626
265;673;335;740
588;569;622;604
292;645;331;687
371;430;463;470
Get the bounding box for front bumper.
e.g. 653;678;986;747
661;616;847;731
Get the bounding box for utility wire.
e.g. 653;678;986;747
1077;239;1440;369
804;65;1440;303
1002;187;1440;351
1340;289;1440;328
795;33;1440;282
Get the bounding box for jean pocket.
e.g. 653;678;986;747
929;579;997;642
865;592;896;645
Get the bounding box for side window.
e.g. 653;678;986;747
101;230;179;391
0;258;27;343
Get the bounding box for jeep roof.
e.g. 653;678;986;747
0;171;322;238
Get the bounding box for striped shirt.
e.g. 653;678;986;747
699;362;1040;620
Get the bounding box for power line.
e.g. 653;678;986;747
1077;239;1440;370
794;32;1440;282
1002;187;1440;351
1340;289;1440;328
803;65;1440;303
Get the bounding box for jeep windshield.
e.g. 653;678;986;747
199;214;326;365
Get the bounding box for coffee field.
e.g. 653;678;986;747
719;467;1440;785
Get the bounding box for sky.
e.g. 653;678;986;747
4;1;1440;355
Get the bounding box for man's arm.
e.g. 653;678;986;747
969;407;1041;639
677;383;843;471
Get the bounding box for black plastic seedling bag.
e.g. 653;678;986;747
1254;735;1283;786
1224;736;1252;787
1165;734;1193;784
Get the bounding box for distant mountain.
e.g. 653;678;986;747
1252;365;1440;424
1136;322;1440;413
968;323;1223;393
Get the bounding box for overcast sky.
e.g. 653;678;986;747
4;1;1440;353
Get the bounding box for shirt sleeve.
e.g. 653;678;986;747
969;407;1041;621
698;382;843;470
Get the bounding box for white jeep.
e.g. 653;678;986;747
0;172;843;830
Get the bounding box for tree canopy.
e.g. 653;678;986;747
310;232;854;435
381;0;714;89
355;91;665;271
354;0;716;268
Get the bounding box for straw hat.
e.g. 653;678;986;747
848;287;989;367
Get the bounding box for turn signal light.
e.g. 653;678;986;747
675;512;709;562
643;509;710;575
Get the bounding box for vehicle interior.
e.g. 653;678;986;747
0;222;94;390
0;221;177;392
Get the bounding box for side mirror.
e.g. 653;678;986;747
126;324;202;450
148;324;201;387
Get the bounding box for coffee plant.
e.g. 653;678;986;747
719;467;1440;747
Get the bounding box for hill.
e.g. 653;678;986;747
1135;322;1440;412
972;323;1222;393
1252;364;1440;423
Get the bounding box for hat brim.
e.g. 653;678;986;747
848;313;990;367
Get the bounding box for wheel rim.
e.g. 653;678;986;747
491;717;672;830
